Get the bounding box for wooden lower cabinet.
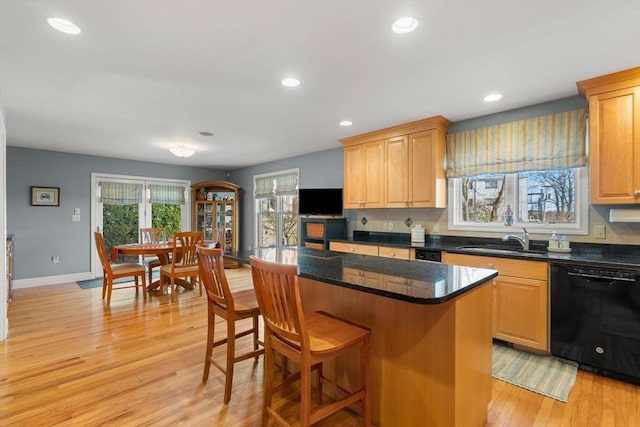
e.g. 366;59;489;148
377;245;412;260
330;241;415;260
442;252;549;351
329;241;378;256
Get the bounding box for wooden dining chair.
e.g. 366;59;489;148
139;227;166;285
94;232;147;305
196;245;263;404
249;256;371;427
159;231;204;295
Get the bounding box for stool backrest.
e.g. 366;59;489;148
249;256;307;349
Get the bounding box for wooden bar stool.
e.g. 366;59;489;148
249;256;371;427
197;246;263;404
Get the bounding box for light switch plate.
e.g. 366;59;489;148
593;225;606;239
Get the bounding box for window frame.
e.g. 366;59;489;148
447;167;589;235
253;169;299;250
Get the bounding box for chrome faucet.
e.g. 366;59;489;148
502;227;529;251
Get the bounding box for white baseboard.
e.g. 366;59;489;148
13;272;95;289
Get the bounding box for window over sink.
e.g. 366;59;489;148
448;167;588;235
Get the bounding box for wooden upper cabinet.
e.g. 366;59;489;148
385;135;410;207
409;130;447;208
343;139;384;208
340;115;451;209
577;67;640;204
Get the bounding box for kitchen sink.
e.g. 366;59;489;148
455;245;546;256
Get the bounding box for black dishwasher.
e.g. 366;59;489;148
551;263;640;384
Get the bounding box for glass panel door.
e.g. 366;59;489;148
92;174;190;277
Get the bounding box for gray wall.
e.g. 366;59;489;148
229;96;590;251
449;95;587;132
12;94;633;281
7;147;226;280
230;148;343;250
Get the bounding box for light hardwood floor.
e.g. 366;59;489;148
2;266;640;426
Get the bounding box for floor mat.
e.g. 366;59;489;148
492;343;578;403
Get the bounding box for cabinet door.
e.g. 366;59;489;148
363;140;385;208
195;202;215;239
493;275;548;351
385;135;410;207
589;86;640;204
410;130;446;208
442;252;549;351
344;141;385;208
343;145;366;208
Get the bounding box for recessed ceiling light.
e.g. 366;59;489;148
339;120;353;127
392;17;419;34
199;131;214;137
483;93;503;102
47;17;81;35
281;78;301;88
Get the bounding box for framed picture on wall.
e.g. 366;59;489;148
31;186;60;206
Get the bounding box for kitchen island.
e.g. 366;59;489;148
243;248;498;427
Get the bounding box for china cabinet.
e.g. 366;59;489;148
191;181;239;264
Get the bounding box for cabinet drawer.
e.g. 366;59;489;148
330;241;379;256
378;246;411;260
442;252;547;280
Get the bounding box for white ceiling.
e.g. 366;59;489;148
1;1;639;169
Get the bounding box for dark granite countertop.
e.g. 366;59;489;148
333;231;640;270
229;247;498;305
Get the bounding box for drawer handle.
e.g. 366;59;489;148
634;190;640;197
350;247;355;252
390;252;395;257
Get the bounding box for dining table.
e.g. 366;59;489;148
110;240;218;292
111;242;174;291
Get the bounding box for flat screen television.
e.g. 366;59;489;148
298;188;343;217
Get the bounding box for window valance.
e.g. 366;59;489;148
254;171;298;198
149;184;186;205
99;182;143;205
446;108;587;178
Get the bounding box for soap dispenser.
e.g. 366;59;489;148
549;231;559;249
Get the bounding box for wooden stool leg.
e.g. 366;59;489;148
223;317;236;404
202;310;215;383
362;338;371;427
262;340;275;427
300;361;312;427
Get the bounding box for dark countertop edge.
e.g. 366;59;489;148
331;234;640;268
298;270;498;305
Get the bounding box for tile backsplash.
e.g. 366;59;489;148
344;206;640;245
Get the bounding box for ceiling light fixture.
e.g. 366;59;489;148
339;120;353;127
392;17;419;34
199;131;214;136
483;93;503;102
47;17;81;35
169;145;196;158
281;78;301;87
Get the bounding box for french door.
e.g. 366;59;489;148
91;173;190;277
